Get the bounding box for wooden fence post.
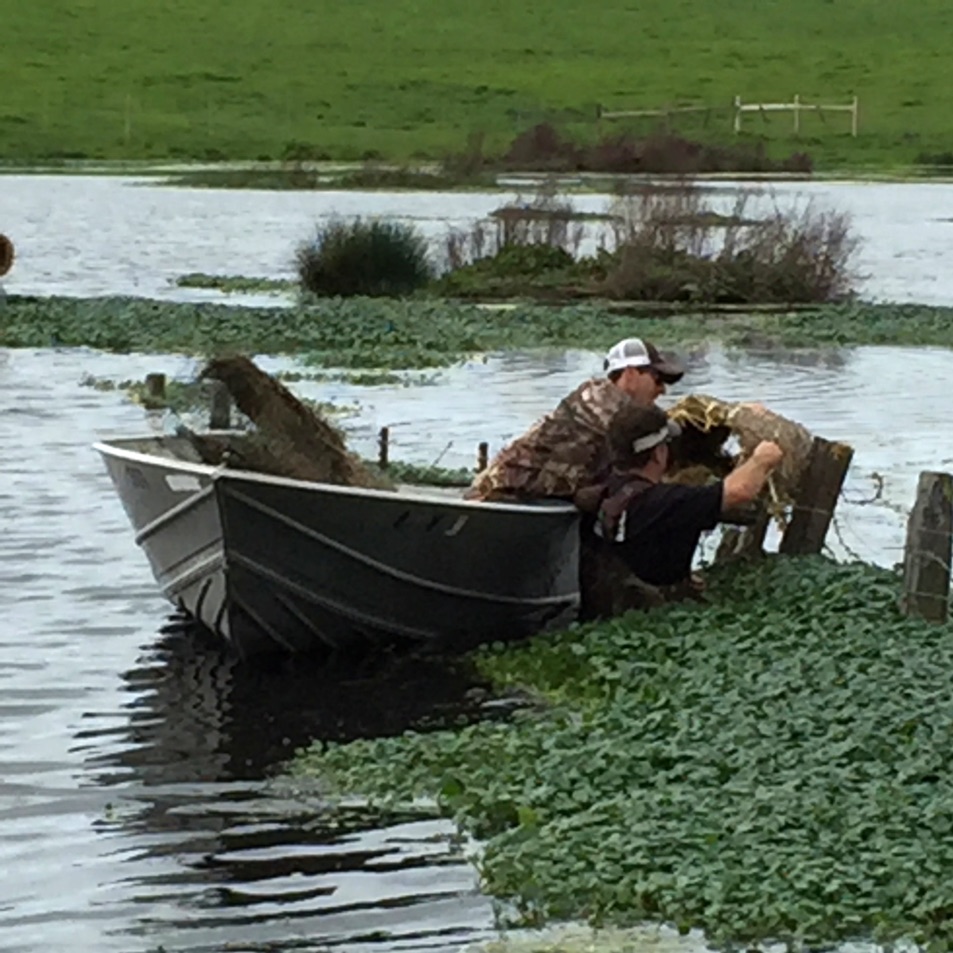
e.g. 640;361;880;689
208;380;231;429
144;372;166;402
901;471;953;623
714;506;771;564
477;441;489;472
779;437;854;555
378;426;390;470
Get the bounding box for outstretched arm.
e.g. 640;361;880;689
722;441;784;512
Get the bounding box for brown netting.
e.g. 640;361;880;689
0;234;14;277
665;393;816;508
186;355;392;489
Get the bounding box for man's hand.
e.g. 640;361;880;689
751;440;783;470
723;441;784;510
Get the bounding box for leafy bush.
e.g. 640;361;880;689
296;217;433;297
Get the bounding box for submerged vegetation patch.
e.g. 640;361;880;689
289;556;953;950
175;272;296;294
6;295;953;366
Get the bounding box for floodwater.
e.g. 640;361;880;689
2;174;953;952
2;174;953;304
3;341;951;952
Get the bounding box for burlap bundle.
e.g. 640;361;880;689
666;394;815;505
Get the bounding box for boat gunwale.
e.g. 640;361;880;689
93;436;580;517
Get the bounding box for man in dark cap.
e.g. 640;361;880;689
466;337;685;503
576;402;783;617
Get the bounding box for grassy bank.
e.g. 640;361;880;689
289;556;953;949
5;0;953;171
5;296;953;365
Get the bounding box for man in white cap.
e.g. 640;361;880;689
466;337;685;502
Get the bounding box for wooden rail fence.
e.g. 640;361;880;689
596;95;860;137
733;95;859;137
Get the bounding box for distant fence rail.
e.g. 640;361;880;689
733;95;859;136
596;95;859;137
596;103;714;122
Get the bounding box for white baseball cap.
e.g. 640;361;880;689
603;337;685;383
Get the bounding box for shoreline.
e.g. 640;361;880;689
1;159;953;189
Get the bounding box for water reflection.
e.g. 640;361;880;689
723;345;852;371
80;619;498;951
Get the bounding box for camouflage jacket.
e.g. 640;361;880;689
466;378;634;502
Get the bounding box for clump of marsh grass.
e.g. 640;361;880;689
296;217;433;298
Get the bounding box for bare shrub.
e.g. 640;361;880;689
438;183;586;273
440;220;491;273
490;185;585;255
602;183;859;303
494;124;814;175
442;131;489;179
501;123;581;170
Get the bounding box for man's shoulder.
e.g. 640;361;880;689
636;480;724;529
648;480;724;505
559;377;632;423
562;376;624;403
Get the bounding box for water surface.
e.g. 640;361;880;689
1;305;951;947
2;175;953;304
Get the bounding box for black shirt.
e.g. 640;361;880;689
602;480;724;586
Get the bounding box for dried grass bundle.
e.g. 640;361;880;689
192;356;391;489
666;394;815;505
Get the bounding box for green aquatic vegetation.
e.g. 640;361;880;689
80;373;360;419
175;273;296;294
0;295;694;362
382;460;475;487
276;368;443;387
8;295;953;365
80;373;206;412
290;556;953;950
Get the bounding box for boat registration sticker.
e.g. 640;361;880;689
165;474;202;493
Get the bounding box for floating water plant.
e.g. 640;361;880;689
175;272;295;294
290;556;953;951
8;295;953;363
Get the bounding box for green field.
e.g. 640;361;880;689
4;0;953;169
